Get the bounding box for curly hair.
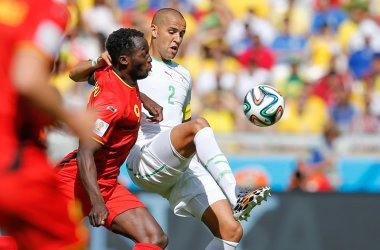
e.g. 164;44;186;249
105;28;145;66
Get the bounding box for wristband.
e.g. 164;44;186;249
91;58;98;67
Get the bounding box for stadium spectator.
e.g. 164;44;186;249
337;1;367;53
307;22;342;75
276;59;306;99
55;28;168;250
237;32;275;70
271;17;308;64
82;0;121;37
0;0;94;249
311;69;345;107
195;37;239;99
348;18;380;52
235;56;271;100
200;89;238;133
350;95;379;133
226;8;276;56
270;0;311;37
362;52;380;119
277;84;329;134
70;8;270;250
311;0;347;34
329;87;357;133
291;121;341;192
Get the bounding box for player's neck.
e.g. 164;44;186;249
112;67;137;87
150;47;172;65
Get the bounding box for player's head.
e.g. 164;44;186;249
150;8;186;61
106;28;152;80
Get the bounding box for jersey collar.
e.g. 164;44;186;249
151;56;172;65
111;70;136;88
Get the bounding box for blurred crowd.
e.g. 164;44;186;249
51;0;380;192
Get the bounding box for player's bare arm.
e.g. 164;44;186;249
69;51;111;82
77;139;109;227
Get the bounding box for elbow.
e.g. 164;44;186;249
69;71;81;82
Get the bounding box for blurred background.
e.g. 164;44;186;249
47;0;380;249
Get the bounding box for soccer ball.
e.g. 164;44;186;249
243;85;285;127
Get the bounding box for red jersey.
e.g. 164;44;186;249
57;66;142;184
0;0;68;168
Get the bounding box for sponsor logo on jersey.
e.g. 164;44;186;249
93;118;109;137
164;71;172;78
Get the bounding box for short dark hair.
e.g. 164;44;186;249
105;28;145;65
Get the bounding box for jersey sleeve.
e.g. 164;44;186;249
88;66;110;86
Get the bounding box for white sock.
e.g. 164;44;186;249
194;127;239;206
205;237;239;250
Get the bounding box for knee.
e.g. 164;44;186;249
156;233;169;249
143;231;168;249
221;220;243;242
191;117;210;132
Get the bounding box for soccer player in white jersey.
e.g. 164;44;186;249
70;8;270;250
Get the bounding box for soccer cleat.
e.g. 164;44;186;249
232;186;271;221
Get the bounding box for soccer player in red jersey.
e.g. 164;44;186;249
55;28;168;250
0;0;94;249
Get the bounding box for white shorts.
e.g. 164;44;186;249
125;129;226;219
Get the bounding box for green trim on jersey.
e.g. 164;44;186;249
126;163;167;179
151;55;173;65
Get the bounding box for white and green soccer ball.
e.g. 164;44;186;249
243;85;285;127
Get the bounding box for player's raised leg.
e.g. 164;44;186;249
170;117;271;221
170;117;239;207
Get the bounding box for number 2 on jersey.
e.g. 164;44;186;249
168;85;175;104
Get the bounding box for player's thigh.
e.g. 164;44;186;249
170;118;209;158
146;128;192;171
169;159;226;218
108;185;165;242
104;183;146;229
128;130;192;194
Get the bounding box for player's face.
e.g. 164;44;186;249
130;37;152;80
155;15;186;60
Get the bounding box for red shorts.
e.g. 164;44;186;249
56;171;145;230
0;145;88;250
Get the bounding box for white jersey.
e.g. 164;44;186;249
136;57;192;146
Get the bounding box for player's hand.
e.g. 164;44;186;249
140;93;163;123
98;51;112;66
89;202;109;227
94;51;112;69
